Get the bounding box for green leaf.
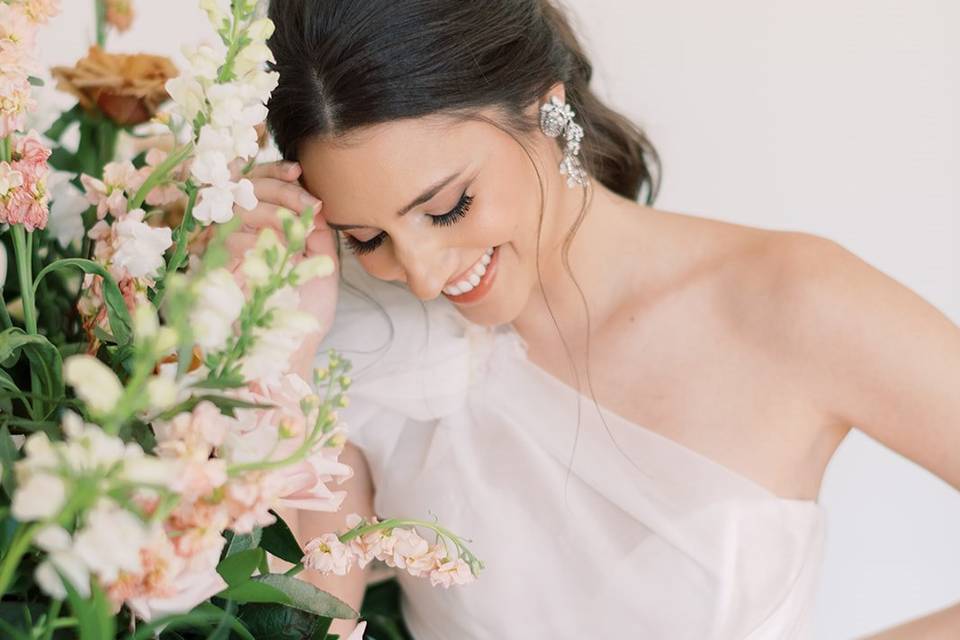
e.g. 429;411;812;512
32;259;133;345
0;427;19;498
261;511;304;564
127;604;255;640
225;528;262;557
229;574;358;621
237;603;332;640
0;328;64;419
217;547;265;587
218;579;288;605
65;577;115;640
44;104;83;143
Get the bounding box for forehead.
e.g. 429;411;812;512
297;113;495;223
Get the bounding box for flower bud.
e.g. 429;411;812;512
292;255;334;285
246;18;275;41
64;355;123;415
133;303;159;340
146;376;178;412
0;243;7;286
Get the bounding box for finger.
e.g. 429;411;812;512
246;160;302;182
237;204;285;232
305;226;335;256
225;230;258;256
252;177;322;216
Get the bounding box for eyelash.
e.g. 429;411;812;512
343;191;475;256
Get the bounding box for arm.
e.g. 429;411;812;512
275;442;377;639
771;233;960;635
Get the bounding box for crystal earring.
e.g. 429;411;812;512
539;95;589;188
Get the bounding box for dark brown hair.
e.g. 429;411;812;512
266;0;662;493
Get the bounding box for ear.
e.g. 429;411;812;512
525;82;567;119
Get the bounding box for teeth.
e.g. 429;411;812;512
444;247;495;296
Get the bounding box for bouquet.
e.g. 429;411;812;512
0;1;482;638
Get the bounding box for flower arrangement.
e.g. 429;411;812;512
0;1;482;638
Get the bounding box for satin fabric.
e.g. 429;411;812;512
315;254;826;639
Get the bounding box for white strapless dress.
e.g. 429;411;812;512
315;254;826;640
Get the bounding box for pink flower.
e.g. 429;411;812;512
136;149;185;207
0;75;33;138
119;539;228;622
223;473;282;534
81;160;140;219
303;533;354;576
0;4;37;62
429;556;476;589
21;0;60;24
222;374;355;513
382;527;431;574
0;131;50;230
153;401;230;462
343;514;391;570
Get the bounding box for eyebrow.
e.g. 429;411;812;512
325;170;463;231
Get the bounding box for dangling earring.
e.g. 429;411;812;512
539;94;589;189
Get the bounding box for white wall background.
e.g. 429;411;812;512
37;1;960;638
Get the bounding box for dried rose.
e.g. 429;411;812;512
51;46;178;126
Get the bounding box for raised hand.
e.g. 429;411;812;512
226;160;340;378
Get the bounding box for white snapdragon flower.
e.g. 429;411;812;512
73;500;149;584
240;287;320;384
34;526;90;600
182;42;227;82
64;356;124;415
206;83;267;131
112;209;174;279
189;268;245;352
165;74;206;123
12;473;66;521
46;170;88;248
199;0;230;31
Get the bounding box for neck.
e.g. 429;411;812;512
510;178;654;353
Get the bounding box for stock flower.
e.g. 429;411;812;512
0;162;23;199
34;526;91;600
21;0;60;24
0;130;51;230
303;533;353;576
188;267;245;351
12;472;66;520
47;170;88;247
81;160;140;219
384;527;432;574
64;354;124;414
0;76;33;138
73;500;149;584
429;556;476;588
240;287;321;385
344;514;392;570
104;0;134;32
124;544;228;622
112;208;173;279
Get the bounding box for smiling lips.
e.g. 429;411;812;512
443;247;495;296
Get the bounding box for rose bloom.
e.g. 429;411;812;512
52;46;177;125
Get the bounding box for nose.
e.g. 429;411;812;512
391;239;449;301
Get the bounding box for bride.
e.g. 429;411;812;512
230;0;960;637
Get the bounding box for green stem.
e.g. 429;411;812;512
151;185;197;307
284;563;304;577
94;0;106;48
128;143;194;211
41;598;62;640
11;226;36;335
0;522;40;600
0;136;10;162
0;289;11;330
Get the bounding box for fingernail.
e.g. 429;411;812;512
301;192;321;210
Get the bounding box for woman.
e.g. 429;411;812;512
231;0;960;637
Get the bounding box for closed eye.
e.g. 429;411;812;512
343;191;475;256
